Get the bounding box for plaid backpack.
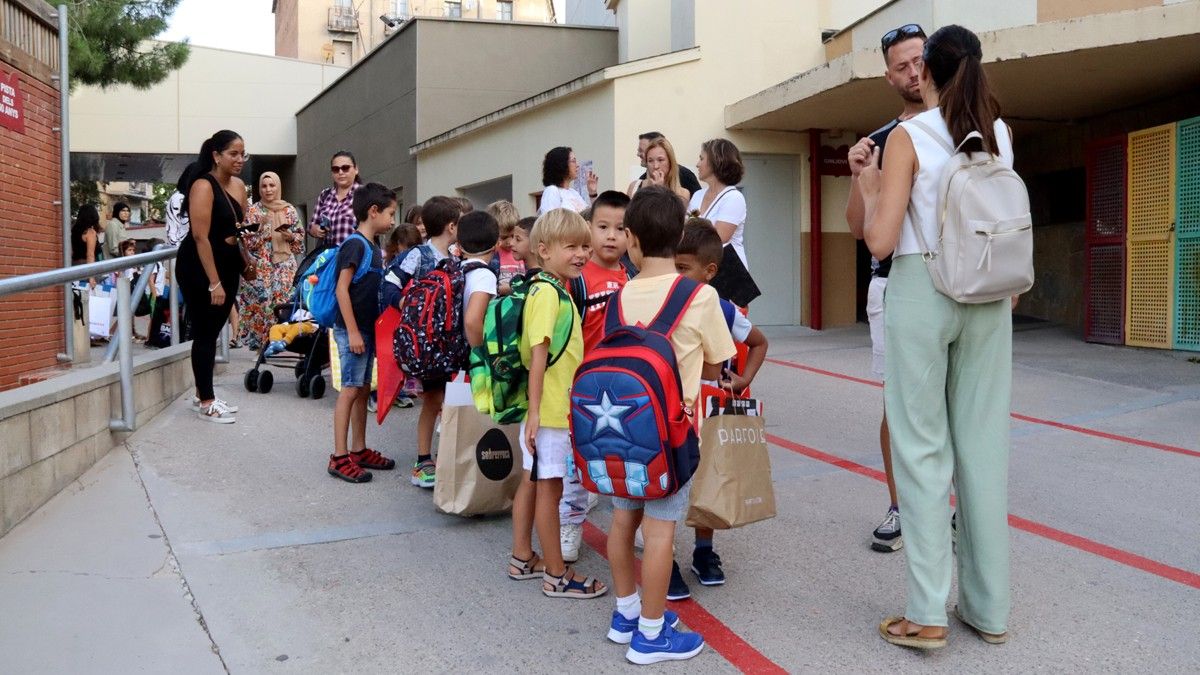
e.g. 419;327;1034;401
469;272;574;424
394;258;486;380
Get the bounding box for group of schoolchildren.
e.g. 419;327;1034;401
320;181;767;665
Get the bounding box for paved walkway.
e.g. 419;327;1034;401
2;324;1198;673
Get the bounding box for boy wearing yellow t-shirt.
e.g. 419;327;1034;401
606;186;736;665
505;208;608;601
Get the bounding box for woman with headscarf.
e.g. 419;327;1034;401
105;202;131;258
238;171;303;351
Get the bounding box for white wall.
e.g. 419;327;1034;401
70;44;345;156
564;0;616;26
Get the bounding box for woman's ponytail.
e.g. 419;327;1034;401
924;26;1001;155
182;129;242;211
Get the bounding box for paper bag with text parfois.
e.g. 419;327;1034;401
686;397;776;530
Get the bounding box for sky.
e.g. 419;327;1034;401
157;0;276;56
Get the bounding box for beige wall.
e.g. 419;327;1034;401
280;0;557;64
70;45;345;156
417;83;616;215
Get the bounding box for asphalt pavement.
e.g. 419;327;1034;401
1;323;1198;674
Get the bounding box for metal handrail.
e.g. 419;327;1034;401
0;247;181;432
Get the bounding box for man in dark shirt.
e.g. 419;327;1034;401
637;131;702;196
845;23;928;554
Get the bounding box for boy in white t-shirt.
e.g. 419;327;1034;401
459;211;500;348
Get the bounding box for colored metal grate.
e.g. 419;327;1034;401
1085;244;1126;344
1176;117;1200;350
1087;137;1127;242
1176;240;1200;351
1126;124;1176;349
1084;137;1127;344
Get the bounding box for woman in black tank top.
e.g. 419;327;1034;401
175;130;248;423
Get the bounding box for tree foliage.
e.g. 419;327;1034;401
58;0;190;90
70;179;100;213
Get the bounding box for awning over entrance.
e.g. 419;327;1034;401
726;3;1200;134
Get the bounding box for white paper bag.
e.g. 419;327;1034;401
88;294;113;339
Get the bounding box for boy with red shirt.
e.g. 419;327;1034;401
558;190;633;564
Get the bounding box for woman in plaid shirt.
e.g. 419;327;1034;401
307;150;362;247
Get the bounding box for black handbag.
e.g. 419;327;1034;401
710;245;761;307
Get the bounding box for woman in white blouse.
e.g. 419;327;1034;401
538;146;598;215
689;139;748;269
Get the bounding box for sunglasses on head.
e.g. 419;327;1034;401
331;164;354;173
881;23;925;50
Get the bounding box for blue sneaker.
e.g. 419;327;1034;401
626;623;704;665
607;610;680;644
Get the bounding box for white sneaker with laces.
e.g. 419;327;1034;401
560;523;583;564
192;396;238;413
198;399;236;424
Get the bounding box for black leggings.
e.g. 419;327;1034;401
181;282;235;401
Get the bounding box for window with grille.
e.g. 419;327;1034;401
445;1;462;18
498;1;513;20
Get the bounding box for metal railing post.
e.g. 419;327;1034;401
56;4;73;363
110;275;136;432
169;258;181;345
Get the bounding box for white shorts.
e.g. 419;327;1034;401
866;276;888;380
519;421;571;479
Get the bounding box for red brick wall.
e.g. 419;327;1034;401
0;66;64;391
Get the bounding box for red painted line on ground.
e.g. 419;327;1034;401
581;521;787;675
766;432;1200;591
765;357;1199;458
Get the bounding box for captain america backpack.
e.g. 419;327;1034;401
569;276;703;500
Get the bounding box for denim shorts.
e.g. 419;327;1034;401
612;480;693;523
332;326;375;389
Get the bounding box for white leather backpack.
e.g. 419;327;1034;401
907;118;1035;304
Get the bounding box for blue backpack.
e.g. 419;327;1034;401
300;233;377;327
570;276;704;500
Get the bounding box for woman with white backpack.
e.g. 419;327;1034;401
860;24;1032;650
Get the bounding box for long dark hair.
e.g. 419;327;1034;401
542;146;571;188
72;204;100;237
924;25;1000;155
181;130;242;211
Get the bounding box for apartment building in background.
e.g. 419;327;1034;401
273;0;560;65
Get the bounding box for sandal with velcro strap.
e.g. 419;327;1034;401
542;566;608;599
507;552;545;580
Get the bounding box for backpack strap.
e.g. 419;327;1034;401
347;232;377;284
902;119;948;259
719;299;737;331
648;277;703;338
529;274;575;368
569;273;587;315
906;118;955;156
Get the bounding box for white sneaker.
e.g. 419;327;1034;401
192;396;238;413
560;523;583;564
198;399;236;424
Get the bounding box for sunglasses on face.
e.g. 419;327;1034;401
881;23;925;50
331;164;354;173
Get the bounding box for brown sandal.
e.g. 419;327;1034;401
954;606;1008;644
507;552;545;580
879;616;948;650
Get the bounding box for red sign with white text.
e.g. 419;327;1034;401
0;70;25;133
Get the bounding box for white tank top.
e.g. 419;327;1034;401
896;108;1014;257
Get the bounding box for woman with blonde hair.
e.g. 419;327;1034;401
238;171;303;350
627;137;689;203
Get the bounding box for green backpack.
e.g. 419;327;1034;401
469;272;574;424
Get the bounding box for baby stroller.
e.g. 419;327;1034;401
242;247;331;399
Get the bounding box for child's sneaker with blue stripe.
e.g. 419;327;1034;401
607;610;679;644
626;623;704;665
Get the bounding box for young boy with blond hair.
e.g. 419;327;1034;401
486;200;524;292
604;186;735;664
506;208;607;601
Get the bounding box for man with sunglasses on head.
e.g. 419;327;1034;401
845;23;927;555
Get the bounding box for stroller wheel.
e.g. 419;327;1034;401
310;375;327;400
244;369;260;393
296;376;310;398
294;361;306;379
258;369;274;394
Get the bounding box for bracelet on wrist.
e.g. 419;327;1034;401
208;281;221;292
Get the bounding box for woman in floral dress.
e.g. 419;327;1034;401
238;172;303;350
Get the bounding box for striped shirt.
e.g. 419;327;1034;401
310;183;359;247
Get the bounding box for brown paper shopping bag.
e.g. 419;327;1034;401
433;405;523;516
686;399;776;530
